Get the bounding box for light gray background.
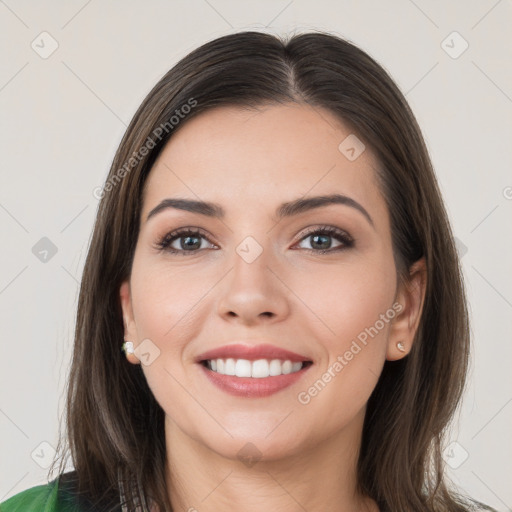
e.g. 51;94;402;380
1;0;511;510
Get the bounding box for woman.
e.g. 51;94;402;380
0;30;496;512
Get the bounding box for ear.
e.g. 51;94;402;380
386;257;427;361
119;280;140;365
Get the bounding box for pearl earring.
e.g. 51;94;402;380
397;341;406;352
122;341;134;355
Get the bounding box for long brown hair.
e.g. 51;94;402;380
49;30;495;511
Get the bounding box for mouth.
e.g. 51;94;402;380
200;358;313;378
195;343;313;398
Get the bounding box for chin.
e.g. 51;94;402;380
195;411;317;458
202;432;306;465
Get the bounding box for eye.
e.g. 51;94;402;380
293;226;354;254
154;228;217;255
154;225;354;256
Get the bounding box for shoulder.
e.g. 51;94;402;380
0;479;58;512
0;471;118;512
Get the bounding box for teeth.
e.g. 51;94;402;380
206;358;304;378
235;359;252;377
252;359;269;378
269;359;282;376
225;358;236;376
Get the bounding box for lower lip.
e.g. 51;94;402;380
199;363;311;398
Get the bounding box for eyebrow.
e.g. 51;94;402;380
145;193;374;228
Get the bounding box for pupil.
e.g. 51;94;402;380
182;236;200;250
311;234;331;250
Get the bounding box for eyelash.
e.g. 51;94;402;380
154;225;354;256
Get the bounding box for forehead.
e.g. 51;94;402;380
142;103;387;226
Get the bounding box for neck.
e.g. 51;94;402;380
163;409;378;512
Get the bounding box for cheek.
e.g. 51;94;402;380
292;257;396;425
290;254;396;347
129;254;214;348
280;258;397;450
128;257;211;422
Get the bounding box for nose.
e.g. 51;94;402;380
216;244;290;326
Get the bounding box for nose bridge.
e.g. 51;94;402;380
230;233;275;299
216;233;289;323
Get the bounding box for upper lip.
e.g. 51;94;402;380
195;343;312;363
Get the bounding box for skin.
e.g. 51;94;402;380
119;103;427;512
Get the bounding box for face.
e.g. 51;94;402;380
120;103;425;462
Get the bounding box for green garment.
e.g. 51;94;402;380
0;472;123;512
0;479;61;512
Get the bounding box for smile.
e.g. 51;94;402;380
195;342;314;398
202;358;309;378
